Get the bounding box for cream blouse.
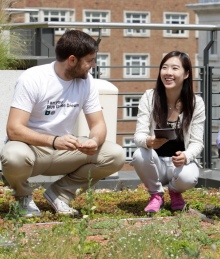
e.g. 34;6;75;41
134;89;206;165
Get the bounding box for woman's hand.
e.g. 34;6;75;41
146;136;168;149
172;151;186;167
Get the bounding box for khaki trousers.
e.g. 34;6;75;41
0;137;125;204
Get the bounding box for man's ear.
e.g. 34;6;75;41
68;55;78;66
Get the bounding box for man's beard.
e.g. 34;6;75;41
65;63;88;80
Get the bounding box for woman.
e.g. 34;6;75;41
131;51;205;213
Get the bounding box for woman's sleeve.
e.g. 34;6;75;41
134;90;153;148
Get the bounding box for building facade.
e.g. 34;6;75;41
9;0;199;171
188;0;220;169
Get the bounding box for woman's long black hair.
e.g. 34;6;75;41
152;51;195;138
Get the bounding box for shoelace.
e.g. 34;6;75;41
149;195;161;204
60;200;72;211
22;196;30;208
22;196;38;210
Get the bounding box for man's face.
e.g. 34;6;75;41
65;53;96;79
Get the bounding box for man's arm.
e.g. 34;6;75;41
6;107;54;147
86;110;107;146
77;110;107;156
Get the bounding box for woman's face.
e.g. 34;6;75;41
160;56;189;91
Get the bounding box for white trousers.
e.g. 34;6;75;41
131;147;199;194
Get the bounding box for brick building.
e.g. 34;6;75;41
8;0;199;171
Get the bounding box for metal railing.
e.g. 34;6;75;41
199;0;220;3
98;65;207;167
2;21;220;169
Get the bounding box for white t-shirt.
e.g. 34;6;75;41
11;62;102;136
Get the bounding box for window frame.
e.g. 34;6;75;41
123;11;150;37
123;53;150;78
96;53;111;78
163;12;189;38
123;137;136;161
83;10;110;36
26;8;74;35
123;95;141;120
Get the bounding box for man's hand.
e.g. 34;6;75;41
78;139;98;155
53;134;82;150
172;151;186;167
53;135;98;155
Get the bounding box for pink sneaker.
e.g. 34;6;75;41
144;194;164;213
169;189;185;211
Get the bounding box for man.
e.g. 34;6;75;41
0;29;125;217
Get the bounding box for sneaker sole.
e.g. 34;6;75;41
171;203;186;211
20;211;41;217
43;191;78;215
145;204;164;213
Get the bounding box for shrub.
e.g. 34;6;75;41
0;0;25;69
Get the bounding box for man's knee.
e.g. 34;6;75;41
1;141;35;169
100;142;125;171
113;144;125;169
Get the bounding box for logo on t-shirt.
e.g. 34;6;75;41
45;100;79;115
45;110;50;115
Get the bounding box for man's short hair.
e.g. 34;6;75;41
55;29;98;62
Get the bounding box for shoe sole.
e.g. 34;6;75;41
145;206;164;213
144;201;164;213
43;191;78;215
20;212;41;217
171;203;186;211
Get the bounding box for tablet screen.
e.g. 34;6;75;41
154;128;177;140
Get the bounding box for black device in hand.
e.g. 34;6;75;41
154;128;177;140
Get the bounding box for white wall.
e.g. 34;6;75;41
0;70;24;151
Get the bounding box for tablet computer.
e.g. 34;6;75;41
154;128;177;140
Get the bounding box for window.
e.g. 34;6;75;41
124;54;149;78
83;10;110;36
123;138;136;161
96;54;110;78
29;11;38;22
28;9;74;35
124;12;150;37
90;53;110;78
163;12;189;38
123;96;140;119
